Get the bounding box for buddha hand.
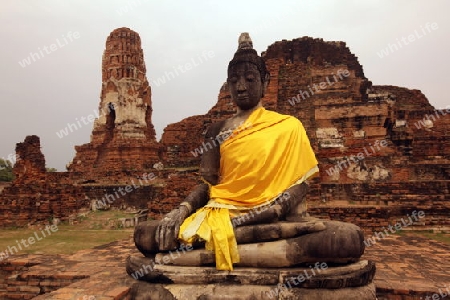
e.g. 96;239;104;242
155;207;190;251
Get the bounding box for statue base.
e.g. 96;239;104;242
129;219;376;299
131;270;377;300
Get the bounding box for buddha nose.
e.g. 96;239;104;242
237;78;246;93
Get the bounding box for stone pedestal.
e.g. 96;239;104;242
126;259;376;299
130;282;377;300
129;219;376;298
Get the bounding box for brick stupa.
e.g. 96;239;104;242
68;27;160;172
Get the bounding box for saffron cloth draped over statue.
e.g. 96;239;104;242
179;107;319;270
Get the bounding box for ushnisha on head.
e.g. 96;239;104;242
228;33;269;83
227;33;270;110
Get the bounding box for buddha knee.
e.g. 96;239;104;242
134;220;160;256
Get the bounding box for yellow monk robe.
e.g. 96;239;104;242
179;107;319;270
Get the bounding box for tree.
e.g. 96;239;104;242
0;159;14;182
46;167;57;172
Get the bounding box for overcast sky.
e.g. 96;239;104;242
1;0;448;171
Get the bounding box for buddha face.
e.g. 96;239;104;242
227;62;266;110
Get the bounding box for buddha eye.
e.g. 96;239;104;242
245;72;256;82
228;76;238;83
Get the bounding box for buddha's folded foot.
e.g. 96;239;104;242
126;255;164;281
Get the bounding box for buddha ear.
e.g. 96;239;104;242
261;73;270;97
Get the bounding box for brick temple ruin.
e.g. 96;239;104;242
0;27;449;233
0;26;449;300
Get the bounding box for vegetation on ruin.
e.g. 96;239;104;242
0;159;14;182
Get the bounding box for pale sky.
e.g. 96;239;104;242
1;0;448;170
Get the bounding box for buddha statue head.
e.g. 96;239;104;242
227;33;270;110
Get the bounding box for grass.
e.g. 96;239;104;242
0;210;134;256
410;231;450;245
395;230;450;245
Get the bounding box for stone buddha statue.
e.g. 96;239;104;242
129;33;367;276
